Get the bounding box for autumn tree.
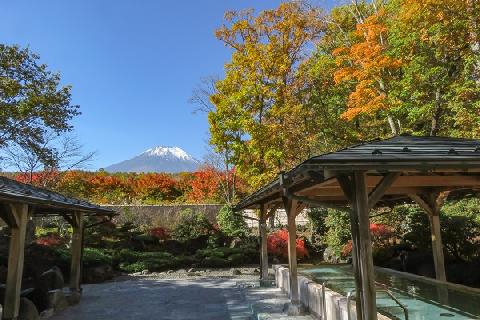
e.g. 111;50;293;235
186;166;221;203
389;0;480;136
133;173;179;203
333;6;402;135
209;2;325;189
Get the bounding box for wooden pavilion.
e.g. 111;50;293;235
0;176;114;320
235;135;480;320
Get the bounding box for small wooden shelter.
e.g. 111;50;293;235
235;135;480;320
0;176;114;320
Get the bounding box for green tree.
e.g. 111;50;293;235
0;45;79;169
216;205;248;238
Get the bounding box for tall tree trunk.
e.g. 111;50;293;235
467;0;480;83
430;88;442;136
387;114;399;135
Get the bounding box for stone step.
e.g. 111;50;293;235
245;286;314;320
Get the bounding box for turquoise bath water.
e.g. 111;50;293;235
301;265;480;320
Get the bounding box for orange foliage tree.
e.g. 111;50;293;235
133;173;179;202
333;9;402;134
185;166;221;203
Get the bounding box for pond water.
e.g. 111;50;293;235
301;264;480;320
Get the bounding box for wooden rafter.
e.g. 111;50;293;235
368;173;400;210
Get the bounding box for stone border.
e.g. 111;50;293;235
274;265;391;320
375;266;480;295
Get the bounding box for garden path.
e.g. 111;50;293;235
51;277;258;320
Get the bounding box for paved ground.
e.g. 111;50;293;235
49;273;314;320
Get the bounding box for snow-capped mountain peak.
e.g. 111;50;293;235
105;146;200;173
143;146;195;161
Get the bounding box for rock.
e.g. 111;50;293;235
47;289;69;312
177;269;186;273
39;266;64;291
231;269;241;275
229;237;243;249
65;290;81;305
18;297;39;320
83;264;113;284
141;270;150;275
32;266;65;311
39;308;54;318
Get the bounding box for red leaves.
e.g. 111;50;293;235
186;166;220;202
149;227;170;240
267;229;309;259
369;223;394;240
36;234;63;247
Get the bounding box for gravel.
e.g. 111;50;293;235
115;266;266;281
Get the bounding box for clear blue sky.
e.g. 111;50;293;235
0;0;335;169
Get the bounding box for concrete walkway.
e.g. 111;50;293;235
49;277;314;320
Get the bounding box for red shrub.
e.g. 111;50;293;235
36;234;63;247
341;240;353;257
267;229;309;259
149;227;169;240
370;223;394;240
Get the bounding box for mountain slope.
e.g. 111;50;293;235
104;146;200;173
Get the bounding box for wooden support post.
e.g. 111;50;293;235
338;174;364;320
354;172;377;320
69;211;84;293
429;214;446;282
282;197;305;315
259;204;269;282
3;203;29;320
408;193;448;281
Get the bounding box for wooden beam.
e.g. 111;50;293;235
259;204;269;282
368;173;400;210
336;174;353;202
3;203;29;320
408;194;434;216
69;211;84;292
354;172;377;320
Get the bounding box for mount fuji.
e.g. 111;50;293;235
104;146;201;173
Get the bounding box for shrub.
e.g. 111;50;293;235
267;229;309;260
440;215;480;261
113;249;186;272
216;205;248;238
36;233;64;247
55;247;112;268
324;209;351;256
306;208;328;252
173;209;215;241
150;227;169;240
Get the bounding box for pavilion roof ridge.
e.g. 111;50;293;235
0;176;113;215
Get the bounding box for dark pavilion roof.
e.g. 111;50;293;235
0;176;114;216
235;135;480;210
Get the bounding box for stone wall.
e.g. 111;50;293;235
101;204;311;229
242;209;309;228
101;204;224;228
